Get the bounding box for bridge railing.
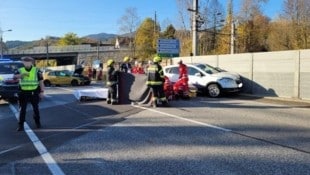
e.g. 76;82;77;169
7;44;119;54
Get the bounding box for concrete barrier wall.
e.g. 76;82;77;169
173;49;310;100
300;50;310;99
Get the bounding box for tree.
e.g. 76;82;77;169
162;24;176;39
216;0;234;54
280;0;310;49
267;19;294;51
175;0;192;56
199;0;225;54
235;0;270;52
57;33;81;46
118;7;140;57
135;18;159;59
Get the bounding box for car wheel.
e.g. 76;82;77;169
71;80;79;86
44;80;51;87
207;83;221;97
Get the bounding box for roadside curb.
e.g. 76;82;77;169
239;93;310;106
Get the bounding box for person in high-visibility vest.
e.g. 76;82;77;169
106;59;118;105
13;56;45;131
146;55;168;107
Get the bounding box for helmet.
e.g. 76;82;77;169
153;55;162;63
107;59;114;66
123;56;130;62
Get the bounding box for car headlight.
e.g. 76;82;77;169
218;78;237;87
219;77;234;83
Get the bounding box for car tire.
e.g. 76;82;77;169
44;80;51;87
207;83;221;98
71;80;79;86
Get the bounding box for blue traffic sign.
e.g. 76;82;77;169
157;39;180;57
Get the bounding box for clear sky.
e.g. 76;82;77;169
0;0;281;42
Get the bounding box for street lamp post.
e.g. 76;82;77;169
45;37;49;67
0;29;12;59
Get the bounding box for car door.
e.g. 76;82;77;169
187;66;205;88
164;66;179;83
57;71;70;85
47;71;58;84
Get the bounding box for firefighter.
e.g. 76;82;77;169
106;59;118;105
146;55;168;107
120;56;132;73
13;56;45;131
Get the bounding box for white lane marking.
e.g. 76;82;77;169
133;105;232;132
9;104;65;175
0;145;24;155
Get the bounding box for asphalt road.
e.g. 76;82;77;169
0;85;309;175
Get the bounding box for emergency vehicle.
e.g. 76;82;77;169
0;58;23;101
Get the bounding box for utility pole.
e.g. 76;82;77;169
230;21;235;54
192;0;198;56
97;40;100;60
188;0;198;56
46;39;49;67
229;0;235;54
154;11;159;51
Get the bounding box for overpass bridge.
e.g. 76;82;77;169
5;44;131;67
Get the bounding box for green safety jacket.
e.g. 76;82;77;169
19;67;39;91
146;63;164;86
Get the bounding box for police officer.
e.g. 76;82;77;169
146;55;168;107
14;56;45;131
106;59;118;105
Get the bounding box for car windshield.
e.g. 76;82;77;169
0;62;23;74
196;64;220;74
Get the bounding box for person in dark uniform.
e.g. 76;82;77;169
146;55;168;107
106;59;118;105
13;56;45;131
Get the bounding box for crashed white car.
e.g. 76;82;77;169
163;63;243;97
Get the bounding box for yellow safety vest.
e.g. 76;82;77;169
19;67;39;91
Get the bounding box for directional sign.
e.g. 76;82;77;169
157;39;180;57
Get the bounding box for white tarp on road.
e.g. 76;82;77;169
73;88;108;100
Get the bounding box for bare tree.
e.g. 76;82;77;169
199;0;225;54
175;0;192;56
118;7;141;57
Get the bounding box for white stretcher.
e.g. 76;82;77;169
73;88;109;101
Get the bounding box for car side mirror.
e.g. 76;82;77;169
194;72;202;77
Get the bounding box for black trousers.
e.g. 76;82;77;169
150;85;165;100
107;84;117;102
18;92;40;123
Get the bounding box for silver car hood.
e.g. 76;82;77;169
211;72;240;80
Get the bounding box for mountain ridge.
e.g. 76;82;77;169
5;32;120;49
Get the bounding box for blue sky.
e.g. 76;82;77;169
0;0;281;41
